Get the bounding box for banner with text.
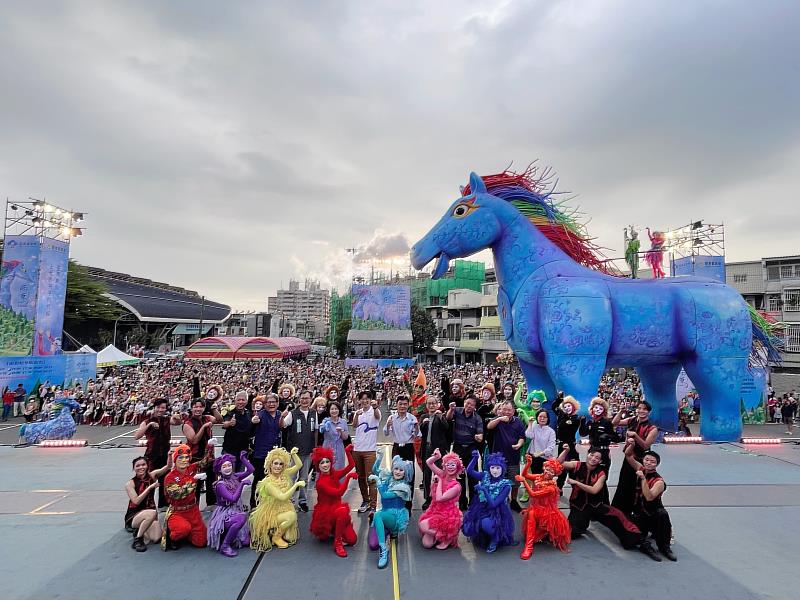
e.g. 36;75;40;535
33;238;69;356
0;235;40;356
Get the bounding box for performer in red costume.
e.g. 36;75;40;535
309;444;359;557
516;455;571;560
161;443;212;551
404;368;428;468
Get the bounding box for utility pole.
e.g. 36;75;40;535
197;296;206;343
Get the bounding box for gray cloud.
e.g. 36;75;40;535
0;0;798;309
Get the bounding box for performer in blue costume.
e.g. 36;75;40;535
368;447;413;569
462;450;515;553
19;392;79;444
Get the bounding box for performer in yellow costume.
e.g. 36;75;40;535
249;446;305;551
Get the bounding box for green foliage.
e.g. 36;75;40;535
334;318;351;357
0;304;35;356
64;260;121;328
411;304;436;352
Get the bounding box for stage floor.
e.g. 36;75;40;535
1;424;798;600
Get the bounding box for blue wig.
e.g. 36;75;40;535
391;454;414;483
484;452;508;473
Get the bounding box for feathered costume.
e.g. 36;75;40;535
162;444;210;550
518;458;571;559
19;393;79;443
208;451;253;557
418;452;463;549
644;228;666;279
309;446;358;557
369;449;413;568
462;451;515;552
249;447;304;552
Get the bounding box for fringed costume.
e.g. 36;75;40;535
418;451;463;549
208;451;253;557
462;451;515;553
369;449;413;568
517;458;571;559
249;447;304;552
309;446;358;557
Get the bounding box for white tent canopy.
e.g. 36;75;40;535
96;344;140;367
76;345;97;354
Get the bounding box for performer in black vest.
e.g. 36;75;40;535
623;445;676;561
579;397;619;474
552;394;581;490
282;389;318;512
612;400;658;514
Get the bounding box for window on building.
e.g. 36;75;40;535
781;265;794;279
733;274;748;283
795;265;800;278
786;324;800;353
767;266;780;281
784;289;800;312
768;296;781;312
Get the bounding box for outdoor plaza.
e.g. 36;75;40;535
0;422;797;600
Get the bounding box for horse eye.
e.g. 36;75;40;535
453;204;468;217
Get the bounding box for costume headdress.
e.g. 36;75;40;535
391;455;414;483
451;378;465;394
172;443;192;463
415;368;427;390
264;447;292;477
527;389;547;405
311;446;334;467
485;452;508;474
323;384;340;400
561;395;581;413
588;396;609;416
544;458;564;476
205;384;224;402
480;382;496;400
277;382;296;399
213;453;236;475
441;451;464;477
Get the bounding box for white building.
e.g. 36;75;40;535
267;279;330;344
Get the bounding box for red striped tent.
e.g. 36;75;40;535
185;336;310;361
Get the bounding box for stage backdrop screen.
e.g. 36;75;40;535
33;238;69;356
0;235;40;356
351;285;411;330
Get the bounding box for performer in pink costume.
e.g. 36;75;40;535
418;448;463;549
644;228;666;279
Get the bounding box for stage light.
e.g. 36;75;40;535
25;209;34;216
73;212;84;222
32;216;42;224
663;436;703;443
691;221;703;230
39;439;88;448
61;226;71;236
741;437;781;445
11;204;18;210
43;204;54;213
138;438;183;447
71;227;83;237
32;199;45;208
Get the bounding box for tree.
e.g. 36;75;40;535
334;319;351;358
411;305;437;352
64;260;121;329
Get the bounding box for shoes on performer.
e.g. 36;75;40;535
299;502;309;513
486;542;498;554
125;525;136;533
367;508;376;519
520;540;534;560
377;544;389;569
510;500;523;513
272;533;289;549
459;501;468;511
660;547;677;562
421;499;432;510
220;543;238;558
132;537;146;552
639;541;662;562
333;537;347;558
358;501;370;513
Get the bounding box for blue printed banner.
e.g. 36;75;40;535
672;255;726;282
351;285;411;330
0;353;96;399
0;235;41;356
33;238;69;356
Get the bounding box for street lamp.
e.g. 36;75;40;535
113;313;136;348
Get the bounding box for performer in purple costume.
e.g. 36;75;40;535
461;450;515;553
208;451;254;557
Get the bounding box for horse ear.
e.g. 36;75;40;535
469;172;487;194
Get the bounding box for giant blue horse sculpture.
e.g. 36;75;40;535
411;168;768;442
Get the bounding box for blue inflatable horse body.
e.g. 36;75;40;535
412;171;754;441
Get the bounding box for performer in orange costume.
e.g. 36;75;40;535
515;455;571;560
162;444;212;550
404;368;428;468
309;444;359;557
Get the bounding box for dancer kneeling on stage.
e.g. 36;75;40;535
162;444;213;551
557;444;662;561
125;455;171;552
310;445;359;557
369;447;413;569
250;447;305;551
515;455;570;559
462;450;515;553
208;451;254;557
623;443;677;562
418;448;463;550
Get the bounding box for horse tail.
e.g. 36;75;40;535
747;305;783;367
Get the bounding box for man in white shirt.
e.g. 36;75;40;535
383;395;420;512
350;391;381;514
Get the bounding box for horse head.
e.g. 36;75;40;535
410;172;511;279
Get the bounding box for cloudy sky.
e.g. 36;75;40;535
1;1;798;310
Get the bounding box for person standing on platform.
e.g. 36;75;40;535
446;394;484;510
249;393;284;509
133;398;180;509
383;395;420;512
351;391;381;515
281;389;318;513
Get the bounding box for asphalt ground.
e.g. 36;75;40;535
1;421;799;600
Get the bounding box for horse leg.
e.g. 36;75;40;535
637;364;682;432
545;355;606;416
682;356;747;442
518;360;557;420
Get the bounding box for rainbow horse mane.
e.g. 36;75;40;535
462;165;619;275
